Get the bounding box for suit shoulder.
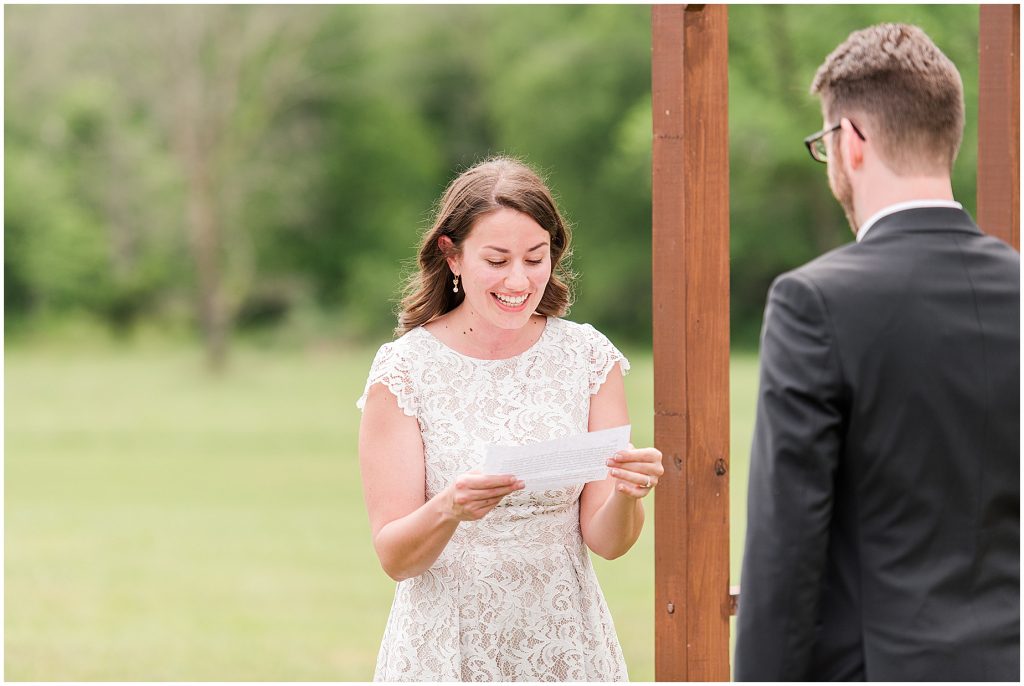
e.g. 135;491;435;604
974;232;1022;265
770;241;860;296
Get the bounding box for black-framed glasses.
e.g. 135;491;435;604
803;120;866;163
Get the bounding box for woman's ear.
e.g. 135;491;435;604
438;235;460;274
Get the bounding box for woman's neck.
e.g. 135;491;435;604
428;307;546;359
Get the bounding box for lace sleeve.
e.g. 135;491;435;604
584;324;630;395
355;341;418;418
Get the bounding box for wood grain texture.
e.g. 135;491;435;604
652;4;730;681
978;4;1020;251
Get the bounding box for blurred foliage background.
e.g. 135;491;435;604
6;4;980;680
5;4;979;358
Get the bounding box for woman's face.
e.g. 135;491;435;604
448;207;553;331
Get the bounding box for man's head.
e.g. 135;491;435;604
811;23;965;177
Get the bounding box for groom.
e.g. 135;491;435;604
734;24;1019;681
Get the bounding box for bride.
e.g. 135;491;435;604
357;157;663;681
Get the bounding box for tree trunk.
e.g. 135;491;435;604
172;7;229;373
183;142;228;372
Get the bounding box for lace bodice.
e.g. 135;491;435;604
357;317;630;681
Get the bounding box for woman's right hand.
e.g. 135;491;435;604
443;471;525;521
362;384;526;580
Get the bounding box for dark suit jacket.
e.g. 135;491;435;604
734;208;1020;681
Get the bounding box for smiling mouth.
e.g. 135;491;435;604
492;292;529;308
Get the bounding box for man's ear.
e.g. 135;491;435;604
840;117;865;170
438;235;459;273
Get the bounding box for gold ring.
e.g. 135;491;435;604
644;477;652;489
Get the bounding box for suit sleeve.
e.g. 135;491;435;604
734;272;846;680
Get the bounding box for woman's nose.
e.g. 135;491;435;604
505;264;529;290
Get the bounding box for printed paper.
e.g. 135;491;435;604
482;424;631;491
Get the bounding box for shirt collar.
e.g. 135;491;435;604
856;199;964;242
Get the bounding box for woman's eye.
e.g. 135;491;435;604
485;258;543;267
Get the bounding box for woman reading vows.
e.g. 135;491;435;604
357;157;663;681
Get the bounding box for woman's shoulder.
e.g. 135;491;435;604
546;317;629;391
546;316;613;346
377;326;432;356
357;327;432;415
363;327;435;379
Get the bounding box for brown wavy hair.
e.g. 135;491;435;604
396;157;575;336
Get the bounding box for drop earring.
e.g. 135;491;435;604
452;274;460;293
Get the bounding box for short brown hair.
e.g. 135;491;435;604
810;23;964;175
396;157;574;336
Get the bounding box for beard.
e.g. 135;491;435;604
828;144;859;234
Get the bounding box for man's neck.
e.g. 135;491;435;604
853;175;955;228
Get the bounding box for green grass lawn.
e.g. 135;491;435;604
5;342;758;680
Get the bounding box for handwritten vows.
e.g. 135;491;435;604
482;424;631;491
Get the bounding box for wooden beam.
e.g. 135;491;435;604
651;4;730;681
978;4;1020;250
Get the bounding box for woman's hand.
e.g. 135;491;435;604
442;471;525;522
605;444;664;500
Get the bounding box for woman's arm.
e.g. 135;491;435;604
359;382;523;581
579;362;663;560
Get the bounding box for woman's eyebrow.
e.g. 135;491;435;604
482;242;549;253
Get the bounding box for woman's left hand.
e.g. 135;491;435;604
606;443;664;500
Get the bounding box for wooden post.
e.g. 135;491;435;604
651;5;730;681
978;4;1020;250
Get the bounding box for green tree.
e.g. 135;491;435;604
4;5;982;353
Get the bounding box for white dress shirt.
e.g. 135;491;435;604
856;199;964;242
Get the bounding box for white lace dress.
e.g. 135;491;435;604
357;316;630;682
